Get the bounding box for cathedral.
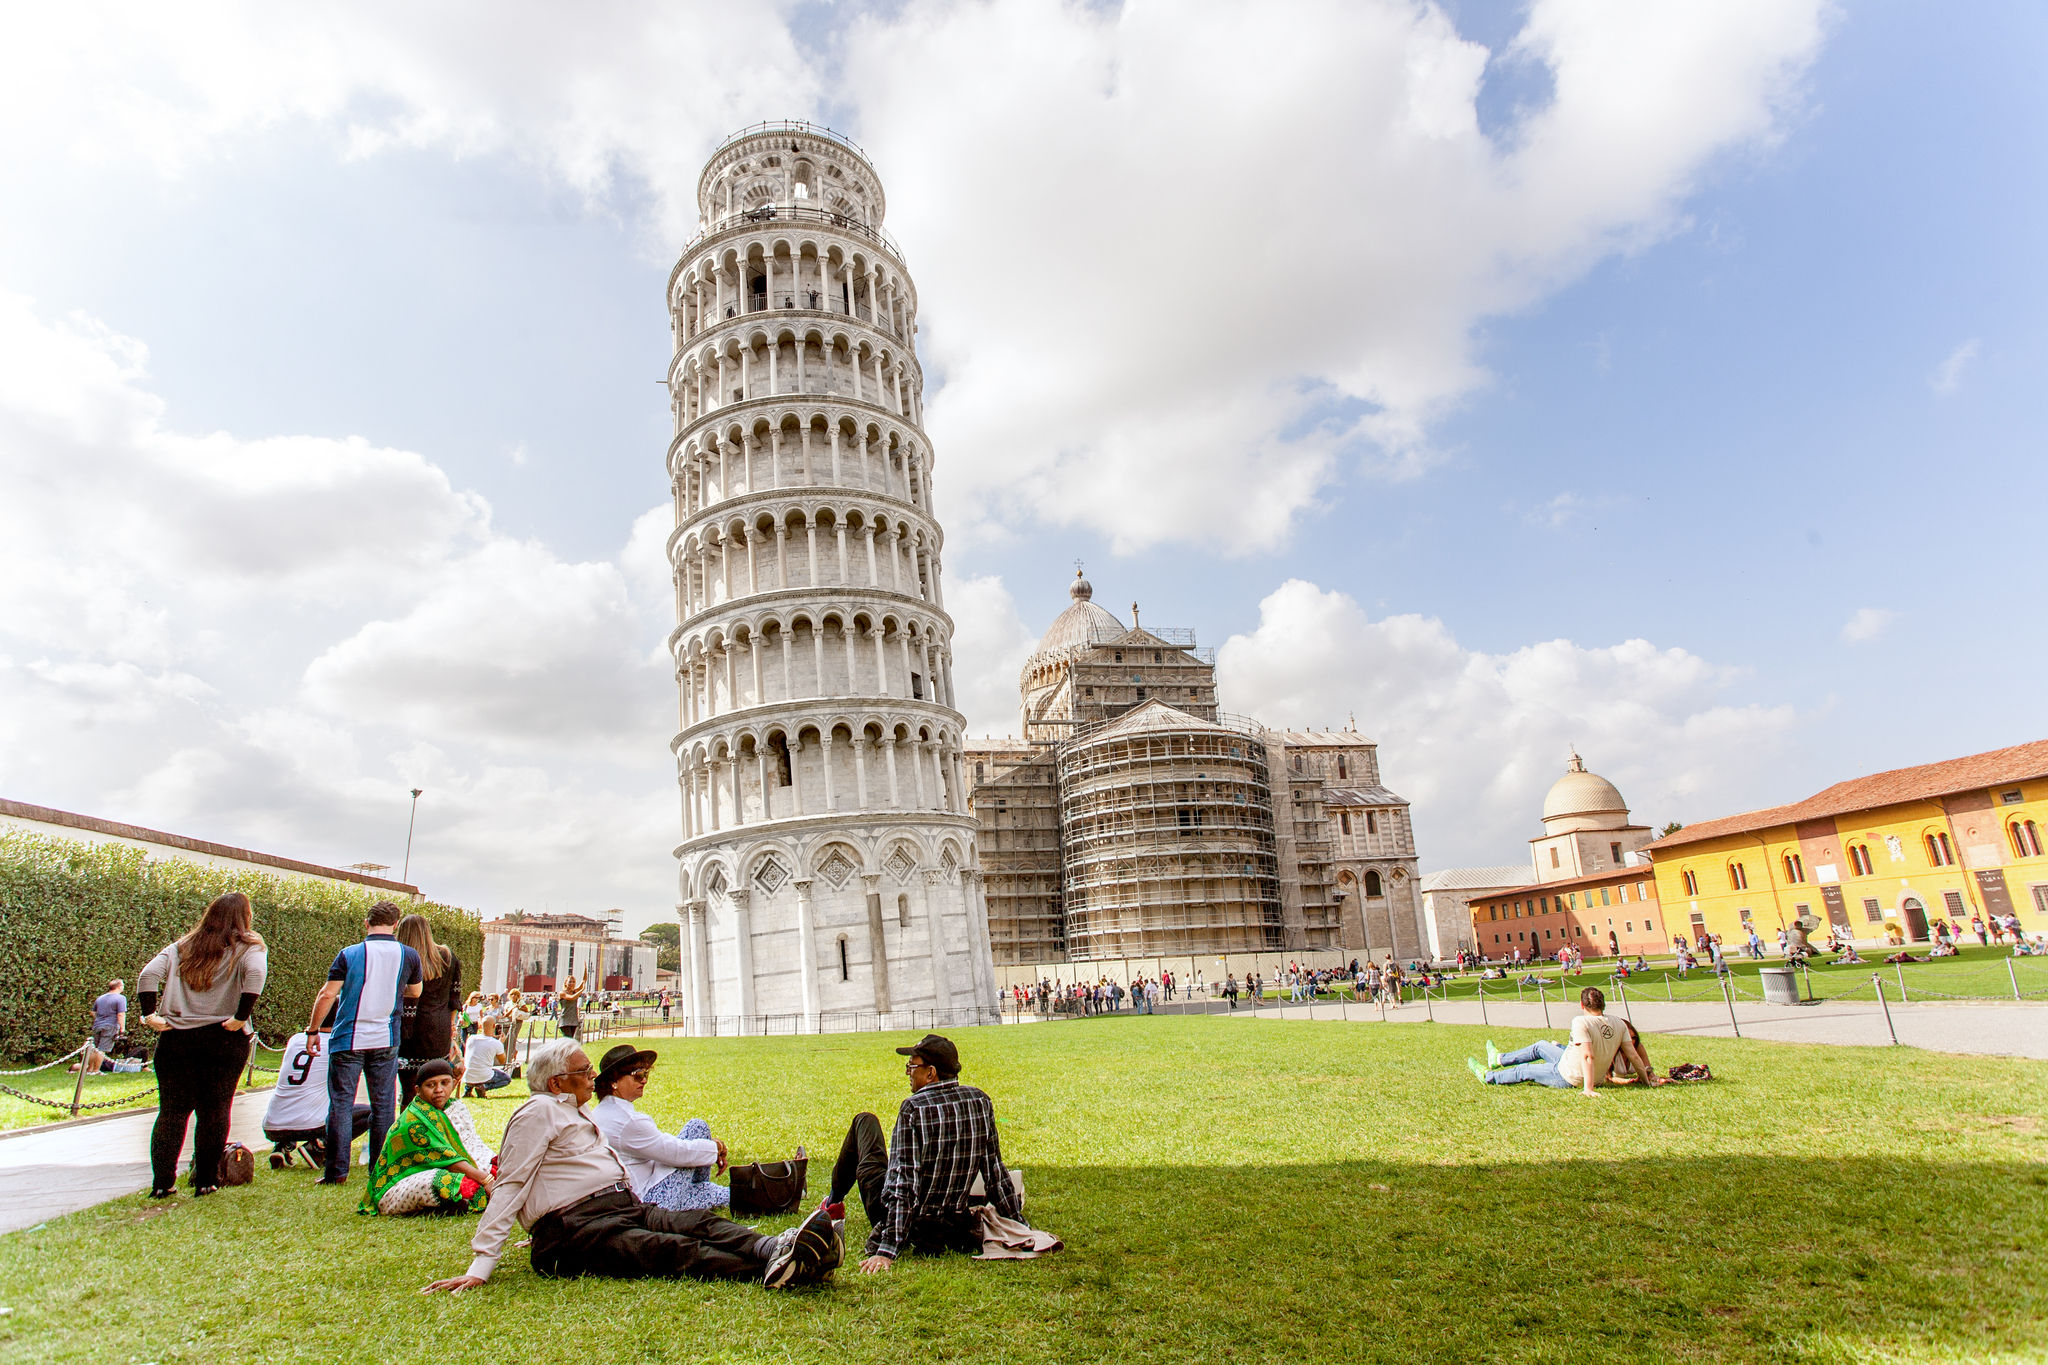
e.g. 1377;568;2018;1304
965;572;1426;967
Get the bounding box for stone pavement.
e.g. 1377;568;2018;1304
0;1087;275;1235
1226;995;2048;1059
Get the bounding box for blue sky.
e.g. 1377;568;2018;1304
0;2;2040;928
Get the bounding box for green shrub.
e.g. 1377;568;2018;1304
0;830;481;1063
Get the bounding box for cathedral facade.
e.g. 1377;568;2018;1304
665;124;997;1033
967;574;1427;966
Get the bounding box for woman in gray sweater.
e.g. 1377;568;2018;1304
137;892;268;1197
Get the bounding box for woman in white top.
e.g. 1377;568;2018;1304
136;892;268;1198
589;1044;730;1211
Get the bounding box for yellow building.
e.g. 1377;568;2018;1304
1643;738;2048;946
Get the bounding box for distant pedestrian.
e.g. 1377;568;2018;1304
77;978;128;1075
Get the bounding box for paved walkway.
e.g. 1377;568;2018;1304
0;1087;275;1235
1224;996;2048;1058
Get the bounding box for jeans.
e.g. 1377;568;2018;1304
150;1024;251;1191
1486;1040;1572;1088
829;1111;981;1258
267;1103;370;1151
467;1067;513;1094
325;1045;399;1180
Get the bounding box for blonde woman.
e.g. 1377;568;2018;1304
396;914;461;1108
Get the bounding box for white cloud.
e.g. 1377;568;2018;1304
1930;339;1979;397
0;296;680;920
1839;606;1896;645
849;0;1828;551
2;2;1828;558
944;575;1040;739
1216;579;1797;867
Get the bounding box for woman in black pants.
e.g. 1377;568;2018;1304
396;913;461;1108
136;892;268;1198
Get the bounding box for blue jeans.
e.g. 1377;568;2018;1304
468;1067;512;1094
1486;1040;1572;1088
325;1045;399;1180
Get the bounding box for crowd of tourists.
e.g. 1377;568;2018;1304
121;892;1054;1294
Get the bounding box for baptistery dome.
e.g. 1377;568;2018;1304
1540;750;1630;832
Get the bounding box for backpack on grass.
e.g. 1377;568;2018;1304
1666;1063;1712;1083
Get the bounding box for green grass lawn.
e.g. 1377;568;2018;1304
3;1018;2045;1364
1255;945;2048;1007
0;1046;284;1133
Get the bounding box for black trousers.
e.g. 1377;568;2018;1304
829;1112;980;1258
150;1025;251;1191
529;1188;770;1281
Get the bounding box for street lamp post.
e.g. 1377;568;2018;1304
402;788;424;885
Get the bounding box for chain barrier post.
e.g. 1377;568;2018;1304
1895;963;1908;1003
69;1036;92;1118
1720;973;1741;1038
1802;960;1814;1002
1873;973;1899;1046
2009;958;2022;1001
1616;977;1632;1025
1539;978;1551;1030
1666;973;1674;1002
1478;981;1487;1027
1424;985;1434;1024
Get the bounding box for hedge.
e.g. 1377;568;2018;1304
0;829;482;1064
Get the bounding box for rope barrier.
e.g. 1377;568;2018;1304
0;1044;89;1075
0;1078;158;1111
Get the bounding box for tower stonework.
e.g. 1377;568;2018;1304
666;123;996;1033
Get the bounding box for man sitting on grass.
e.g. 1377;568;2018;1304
1467;988;1661;1098
820;1033;1025;1275
421;1040;840;1295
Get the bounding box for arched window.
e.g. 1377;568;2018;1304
2012;819;2044;858
1339;812;1351;835
1337;755;1348;779
1848;843;1874;876
1364;870;1383;897
897;893;911;927
1925;832;1955;867
837;935;850;982
1728;863;1748;891
1783;853;1805;884
1682;869;1699;897
1549;848;1561;869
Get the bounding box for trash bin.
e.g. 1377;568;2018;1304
1758;966;1801;1005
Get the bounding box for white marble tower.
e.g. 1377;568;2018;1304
666;123;996;1033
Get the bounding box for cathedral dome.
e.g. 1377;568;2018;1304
1030;570;1126;660
1540;751;1630;831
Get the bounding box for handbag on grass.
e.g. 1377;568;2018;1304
219;1142;256;1186
728;1146;807;1216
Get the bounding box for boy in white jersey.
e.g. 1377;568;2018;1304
261;1020;370;1169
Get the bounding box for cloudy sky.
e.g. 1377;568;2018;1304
1;2;2040;932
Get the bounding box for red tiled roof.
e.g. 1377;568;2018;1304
1469;864;1659;904
1646;738;2048;853
0;797;421;894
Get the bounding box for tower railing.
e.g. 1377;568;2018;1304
680;203;907;267
714;120;873;160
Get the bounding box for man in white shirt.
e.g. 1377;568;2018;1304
462;1019;512;1098
590;1044;731;1211
421;1040;839;1294
1468;988;1660;1097
262;1021;369;1169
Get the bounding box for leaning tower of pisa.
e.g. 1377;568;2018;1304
665;123;997;1034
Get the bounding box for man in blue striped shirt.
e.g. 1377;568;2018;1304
304;902;423;1184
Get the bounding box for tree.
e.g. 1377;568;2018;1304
1660;821;1684;837
640;922;681;972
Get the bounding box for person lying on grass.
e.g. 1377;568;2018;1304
1467;987;1663;1098
819;1033;1026;1275
421;1040;840;1295
363;1059;494;1216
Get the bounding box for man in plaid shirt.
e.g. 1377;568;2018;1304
820;1033;1023;1273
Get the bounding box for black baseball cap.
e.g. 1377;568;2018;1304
894;1033;960;1077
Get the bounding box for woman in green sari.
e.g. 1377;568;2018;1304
361;1060;495;1216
